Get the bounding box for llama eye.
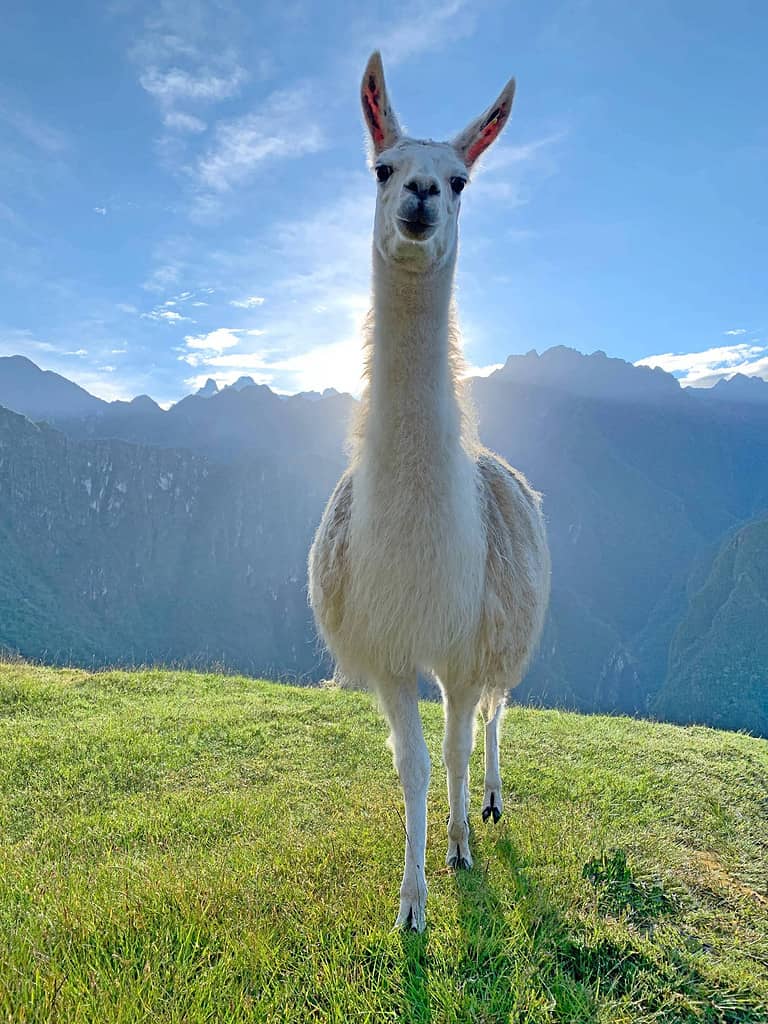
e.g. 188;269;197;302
450;176;467;194
376;165;393;183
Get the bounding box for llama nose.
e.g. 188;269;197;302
404;178;440;199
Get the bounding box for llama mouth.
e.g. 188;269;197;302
397;217;437;240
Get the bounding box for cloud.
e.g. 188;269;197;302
142;258;184;293
183;335;365;396
194;86;325;192
181;326;264;359
93;206;107;215
372;0;478;66
635;343;768;386
724;328;747;336
467;133;563;205
163;111;207;134
464;362;503;378
140;65;247;106
0;328;57;355
0;102;69;154
230;295;265;308
141;307;194;324
175;178;373;393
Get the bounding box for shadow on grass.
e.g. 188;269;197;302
451;827;598;1023
445;827;767;1024
399;929;431;1024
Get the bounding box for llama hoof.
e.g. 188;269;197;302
481;788;503;824
395;897;426;933
481;805;502;824
446;845;473;871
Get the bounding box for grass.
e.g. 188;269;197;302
1;662;767;1023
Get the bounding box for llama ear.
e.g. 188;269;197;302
361;51;401;156
452;78;516;168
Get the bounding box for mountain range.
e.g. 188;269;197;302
1;348;766;733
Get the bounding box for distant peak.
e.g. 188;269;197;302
225;376;257;392
130;394;160;409
710;373;768;402
1;353;41;370
196;378;219;398
492;345;680;401
0;353;104;420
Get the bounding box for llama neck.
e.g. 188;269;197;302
360;247;466;462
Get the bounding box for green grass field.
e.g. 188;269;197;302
1;661;767;1022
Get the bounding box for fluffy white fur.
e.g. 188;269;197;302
308;52;550;932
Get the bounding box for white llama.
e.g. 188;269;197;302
309;52;550;931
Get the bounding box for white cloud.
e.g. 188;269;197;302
182;327;249;354
163;111;207;134
141;308;193;324
142;260;183;293
724;328;747;336
464;362;503;378
140;65;247;105
467;133;563;205
635;343;768;386
0;328;56;355
195;86;325;192
93;206;107;216
230;295;265;308
373;0;477;66
183;335;365;396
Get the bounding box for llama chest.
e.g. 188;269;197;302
342;456;486;675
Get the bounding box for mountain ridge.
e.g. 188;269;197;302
1;346;766;732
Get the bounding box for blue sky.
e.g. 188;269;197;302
1;0;766;403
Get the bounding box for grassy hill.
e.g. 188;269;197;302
1;663;767;1022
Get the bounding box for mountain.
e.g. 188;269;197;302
0;355;105;420
709;373;768;403
491;346;680;402
0;404;342;676
654;517;768;734
46;378;356;463
226;375;258;391
196;378;219;397
1;346;767;732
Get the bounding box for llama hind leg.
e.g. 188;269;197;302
377;677;431;932
443;691;479;870
481;700;504;824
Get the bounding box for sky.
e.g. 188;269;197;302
1;0;766;404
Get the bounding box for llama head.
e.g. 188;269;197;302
361;51;516;272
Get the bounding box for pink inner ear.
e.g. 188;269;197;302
363;76;386;146
466;105;506;165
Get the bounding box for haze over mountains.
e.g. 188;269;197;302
1;347;767;734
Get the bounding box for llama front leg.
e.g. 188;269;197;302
377;677;431;932
443;692;479;870
481;701;504;824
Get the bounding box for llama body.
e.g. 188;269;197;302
309;53;550;931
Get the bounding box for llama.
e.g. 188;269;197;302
309;52;550;931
